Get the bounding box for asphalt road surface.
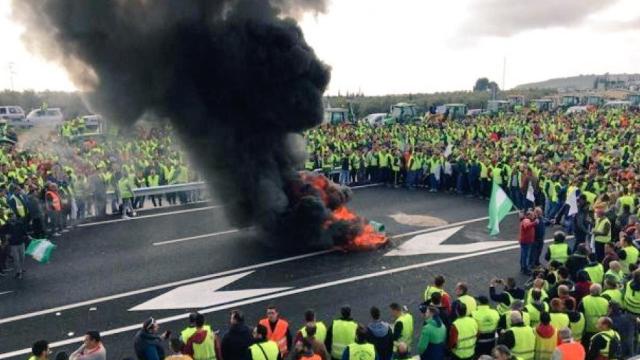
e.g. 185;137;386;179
0;185;550;359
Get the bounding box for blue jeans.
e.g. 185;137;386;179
339;169;349;185
520;243;531;272
429;174;439;190
456;173;466;193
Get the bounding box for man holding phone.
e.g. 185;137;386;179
134;317;171;360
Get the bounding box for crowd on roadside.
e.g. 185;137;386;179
0;122;199;280
25;222;640;360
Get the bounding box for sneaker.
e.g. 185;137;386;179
131;211;137;217
53;232;62;237
61;229;70;233
121;215;130;220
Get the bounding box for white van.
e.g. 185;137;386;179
26;108;64;126
0;106;26;122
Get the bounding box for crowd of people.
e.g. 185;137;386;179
0;122;198;280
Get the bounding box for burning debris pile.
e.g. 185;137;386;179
284;172;388;251
13;0;386;251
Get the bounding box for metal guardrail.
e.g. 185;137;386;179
106;181;208;200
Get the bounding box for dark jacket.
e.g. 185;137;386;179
133;330;165;360
366;320;393;360
6;219;27;246
221;323;253;360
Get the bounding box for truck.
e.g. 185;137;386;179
530;99;555;112
585;95;605;107
561;95;580;108
437;103;468;120
507;95;526;112
323;108;352;125
625;93;640;107
486;100;511;115
385;103;421;124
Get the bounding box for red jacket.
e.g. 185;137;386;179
519;218;537;245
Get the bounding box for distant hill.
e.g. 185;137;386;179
515;73;640;90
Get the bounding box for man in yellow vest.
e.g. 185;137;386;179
341;325;376;360
182;313;221;360
592;202;611;262
617;233;638;274
471;296;500;356
28;340;49;360
586;317;621;360
296;309;327;344
389;303;413;353
623;269;640;316
578;283;610;346
448;303;478;360
249;324;281;360
544;231;571;265
497;311;535;360
534;312;558;360
325;306;358;360
452;282;477;321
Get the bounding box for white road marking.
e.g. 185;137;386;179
0;249;333;326
0;236;552;359
0;291;13;296
385;225;514;256
349;183;383;189
130;271;291;311
152;229;241;246
77;205;224;228
390;210;519;239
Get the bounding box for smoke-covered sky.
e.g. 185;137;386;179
1;0;639;95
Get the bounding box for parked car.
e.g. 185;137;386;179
26;108;64;126
0;105;25;121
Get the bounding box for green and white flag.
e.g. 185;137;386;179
488;182;514;236
26;239;56;264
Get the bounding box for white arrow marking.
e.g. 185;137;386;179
130;271;291;311
385;225;514;256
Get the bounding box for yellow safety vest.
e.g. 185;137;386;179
590;330;620;359
602;289;623;304
623;281;640;315
299;321;327;343
621;246;639;274
347;343;376;360
584;264;604;284
472;305;500;335
452;317;478;359
549;243;569;264
393;313;414;351
192;330;217;360
249;341;279;360
423;286;448;302
582;295;610;333
534;326;557;360
510;326;536;360
524;303;549;328
458;294;477;316
549;313;570;331
594;217;611;243
330;320;357;359
569;313;585;341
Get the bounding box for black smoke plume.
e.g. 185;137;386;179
14;0;332;248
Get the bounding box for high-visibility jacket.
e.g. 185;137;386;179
582;295;609;333
525;303;549;328
620;246;639;274
623;281;640;315
472;305;500;335
299;321;327;343
590;330;620;359
346;343;375;360
191;330;217;360
330;320;357;359
10;194;27;218
496;291;515;315
451;317;478;359
181;325;213;343
584;263;604;284
605;269;624;284
549;243;569;264
554;342;585;360
118;177;134;199
594;217;611;243
510;326;536;360
618;195;635;214
569;313;585;341
249;340;279;360
393;313;414;350
259;318;289;356
525;288;549;305
534;326;557;360
602;289;623;304
46;191;62;211
423;286;448;302
506;312;531;329
549;313;570;331
147;174;160;187
457;294;477;316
